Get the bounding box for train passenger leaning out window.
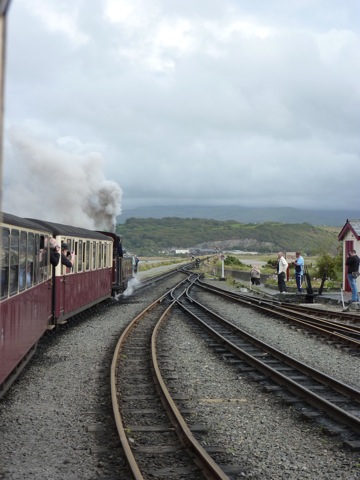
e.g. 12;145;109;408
61;243;75;269
49;238;60;267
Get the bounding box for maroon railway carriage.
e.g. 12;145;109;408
29;218;116;324
98;230;133;295
0;213;133;398
0;213;54;397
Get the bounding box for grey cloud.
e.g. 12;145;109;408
3;0;360;215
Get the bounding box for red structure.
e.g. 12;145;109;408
0;212;133;398
338;219;360;292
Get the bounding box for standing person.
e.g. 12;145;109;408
277;252;288;293
346;249;360;303
61;243;75;270
134;255;140;274
116;235;124;258
293;251;304;293
250;266;261;285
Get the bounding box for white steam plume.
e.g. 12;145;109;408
4;127;122;230
115;277;141;300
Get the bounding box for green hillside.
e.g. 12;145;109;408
117;217;340;256
118;205;357;226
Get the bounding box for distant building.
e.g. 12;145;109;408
190;248;217;255
338;219;360;292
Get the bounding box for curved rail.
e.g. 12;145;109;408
111;274;231;479
177;278;360;437
151;296;230;479
194;279;360;348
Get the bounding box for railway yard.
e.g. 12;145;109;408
1;265;360;479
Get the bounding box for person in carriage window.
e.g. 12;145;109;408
61;243;75;269
49;238;60;267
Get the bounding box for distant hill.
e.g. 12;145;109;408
117;205;358;227
117;217;341;256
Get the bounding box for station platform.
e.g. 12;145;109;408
136;263;359;313
234;280;360;313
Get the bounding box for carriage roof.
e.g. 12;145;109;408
1;212;111;241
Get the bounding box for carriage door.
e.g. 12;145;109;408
345;240;353;292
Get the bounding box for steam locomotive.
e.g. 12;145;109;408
0;211;133;398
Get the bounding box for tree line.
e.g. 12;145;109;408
117;217;340;256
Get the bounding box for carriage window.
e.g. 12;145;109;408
19;231;27;291
77;240;83;272
34;233;40;284
85;240;90;271
0;227;10;299
98;242;102;269
40;235;49;281
61;239;75;274
92;241;96;269
10;230;19;296
27;232;35;288
104;243;107;268
105;243;110;267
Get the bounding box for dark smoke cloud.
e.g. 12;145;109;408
4;126;122;230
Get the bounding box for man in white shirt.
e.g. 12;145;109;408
277;252;288;293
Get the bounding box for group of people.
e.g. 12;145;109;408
250;252;305;292
49;238;75;269
277;250;360;303
276;251;304;294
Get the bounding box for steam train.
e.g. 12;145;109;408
0;212;134;398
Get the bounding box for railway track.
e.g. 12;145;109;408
177;276;360;447
111;271;360;478
193;278;360;350
111;274;238;479
2;266;359;478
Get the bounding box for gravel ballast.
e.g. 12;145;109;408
1;274;360;479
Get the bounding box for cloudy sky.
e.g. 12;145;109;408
2;0;360;227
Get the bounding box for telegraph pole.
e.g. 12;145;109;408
0;0;11;213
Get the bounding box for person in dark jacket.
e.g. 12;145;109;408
61;243;75;269
346;249;360;303
117;235;124;257
49;238;60;267
134;255;139;273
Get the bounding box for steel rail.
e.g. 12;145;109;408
197;278;360;323
151;300;231;480
111;274;231;479
194;280;360;347
111;294;168;479
177;282;360;435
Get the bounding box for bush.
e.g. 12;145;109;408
224;255;246;268
265;259;278;269
314;251;342;281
